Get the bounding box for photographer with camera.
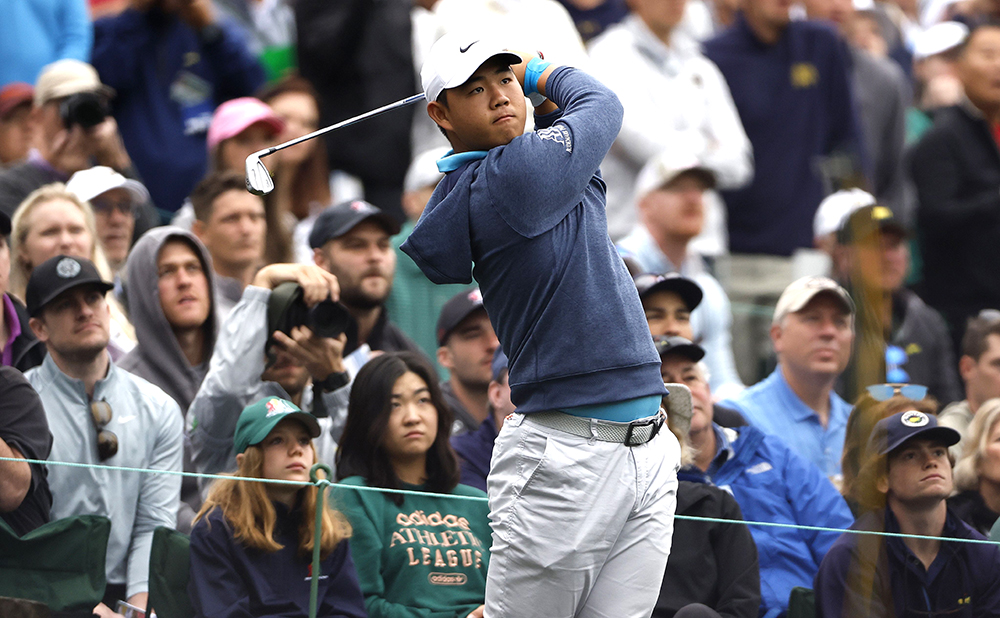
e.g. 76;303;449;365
0;61;158;236
187;261;369;495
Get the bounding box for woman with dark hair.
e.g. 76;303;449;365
257;76;332;224
335;351;490;618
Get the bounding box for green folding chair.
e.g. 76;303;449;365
0;515;110;612
147;526;193;618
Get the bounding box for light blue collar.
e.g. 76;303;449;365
437;150;489;173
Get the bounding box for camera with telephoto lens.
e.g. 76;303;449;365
267;282;352;351
60;92;110;129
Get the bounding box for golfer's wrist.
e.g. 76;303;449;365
523;57;552;97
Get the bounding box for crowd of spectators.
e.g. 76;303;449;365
4;0;1000;616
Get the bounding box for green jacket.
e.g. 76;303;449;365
333;477;491;618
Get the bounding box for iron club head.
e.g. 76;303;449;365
245;151;274;196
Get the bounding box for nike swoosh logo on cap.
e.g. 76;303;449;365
460;41;478;53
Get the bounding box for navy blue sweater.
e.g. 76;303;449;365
815;508;1000;617
401;67;666;413
704;15;868;256
92;9;265;213
188;503;369;618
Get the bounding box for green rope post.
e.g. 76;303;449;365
309;463;333;618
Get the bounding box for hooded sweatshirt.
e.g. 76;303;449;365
120;227;218;413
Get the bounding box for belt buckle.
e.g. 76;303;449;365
624;415;662;447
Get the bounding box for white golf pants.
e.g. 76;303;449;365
484;412;680;618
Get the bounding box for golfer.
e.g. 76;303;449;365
401;33;680;618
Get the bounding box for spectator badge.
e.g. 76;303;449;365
56;257;81;278
901;411;929;427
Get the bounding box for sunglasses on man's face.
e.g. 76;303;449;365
89;400;118;461
866;383;929;402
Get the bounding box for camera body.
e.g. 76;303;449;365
60;92;110;129
267;282;352;343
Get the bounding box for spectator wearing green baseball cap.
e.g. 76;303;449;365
189;396;367;617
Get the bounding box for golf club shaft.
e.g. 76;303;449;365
257;93;426;160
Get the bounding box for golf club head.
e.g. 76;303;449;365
245;152;274;196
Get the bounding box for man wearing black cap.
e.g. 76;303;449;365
0;209;44;371
436;287;500;435
23;255;183;614
815;410;1000;617
310;199;422;355
830;203;960;404
658;335;854;617
635;272;745;400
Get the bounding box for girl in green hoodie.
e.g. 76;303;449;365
335;352;491;618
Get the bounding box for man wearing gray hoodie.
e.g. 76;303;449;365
120;227;218;529
121;227;218;414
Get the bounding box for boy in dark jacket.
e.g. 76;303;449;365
401;32;680;618
815;410;1000;617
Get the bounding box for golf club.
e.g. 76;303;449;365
245;93;427;196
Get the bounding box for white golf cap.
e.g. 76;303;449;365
913;21;969;60
404;146;450;193
773;276;855;325
813;188;876;239
421;32;522;104
634;150;715;202
66;166;149;205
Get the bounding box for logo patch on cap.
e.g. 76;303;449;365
872;206;893;220
468;289;483;304
265;397;296;418
56;258;81;279
350;201;374;213
901;411;929;427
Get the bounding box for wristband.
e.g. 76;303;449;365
523;56;552;97
527;92;547;108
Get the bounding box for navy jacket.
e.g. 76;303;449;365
92;8;265;213
451;415;498;493
704;15;868;256
188;503;368;618
401;67;666;413
815;508;1000;618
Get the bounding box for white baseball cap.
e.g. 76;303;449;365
913;21;969;61
813;188;876;239
66;166;149;205
34;59;114;107
421;32;522;104
634;150;716;202
772;276;855;325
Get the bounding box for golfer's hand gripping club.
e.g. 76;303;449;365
245;93;427;196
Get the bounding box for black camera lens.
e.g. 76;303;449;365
308;299;352;339
60;92;109;129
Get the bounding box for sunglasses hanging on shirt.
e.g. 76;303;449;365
89;399;119;461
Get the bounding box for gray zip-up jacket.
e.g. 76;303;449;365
187;286;367;495
26;356;182;598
